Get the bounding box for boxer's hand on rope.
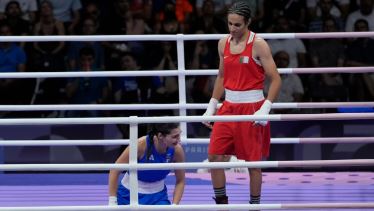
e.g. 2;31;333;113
202;98;218;129
253;100;272;126
108;196;118;206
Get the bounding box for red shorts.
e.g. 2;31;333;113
208;100;270;161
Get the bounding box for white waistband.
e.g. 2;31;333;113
121;174;165;194
225;89;264;103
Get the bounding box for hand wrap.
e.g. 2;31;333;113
108;196;118;206
202;98;218;126
253;100;272;126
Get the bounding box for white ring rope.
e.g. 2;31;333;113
0;202;374;211
282;66;374;74
0;102;372;111
188;137;374;144
0;67;374;79
0;159;372;171
294;31;374;39
0;31;373;43
1;137;374;146
0;113;373;125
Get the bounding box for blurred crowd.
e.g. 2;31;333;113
0;0;373;137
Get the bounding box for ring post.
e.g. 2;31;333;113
176;34;188;145
128;116;139;207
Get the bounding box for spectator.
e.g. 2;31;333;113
67;17;105;70
112;52;151;138
81;2;104;34
190;0;227;34
126;0;152;19
189;37;217;106
0;0;37;24
32;0;65;72
188;33;218;136
104;0;147;35
30;0;66;108
0;22;26;73
308;0;345;32
345;0;374;31
345;19;374;101
309;17;347;104
102;0;148;69
2;1;30;36
263;0;307;32
1;1;31;49
0;22;30;107
153;0;193;33
48;0;82;34
346;19;374;67
146;41;179;116
309;17;345;68
307;0;350;20
267;16;307;68
265;51;304;114
153;12;181;35
244;0;265;31
195;0;232;18
65;47;111;117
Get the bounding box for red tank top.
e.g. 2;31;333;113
223;31;265;91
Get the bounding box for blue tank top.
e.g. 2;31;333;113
136;135;175;182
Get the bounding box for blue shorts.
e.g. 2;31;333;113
117;183;171;205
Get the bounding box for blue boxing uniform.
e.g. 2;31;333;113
117;135;175;205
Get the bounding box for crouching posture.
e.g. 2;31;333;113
108;123;185;205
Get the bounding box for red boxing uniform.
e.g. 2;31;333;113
209;32;270;161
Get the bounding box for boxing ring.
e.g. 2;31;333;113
0;32;374;210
